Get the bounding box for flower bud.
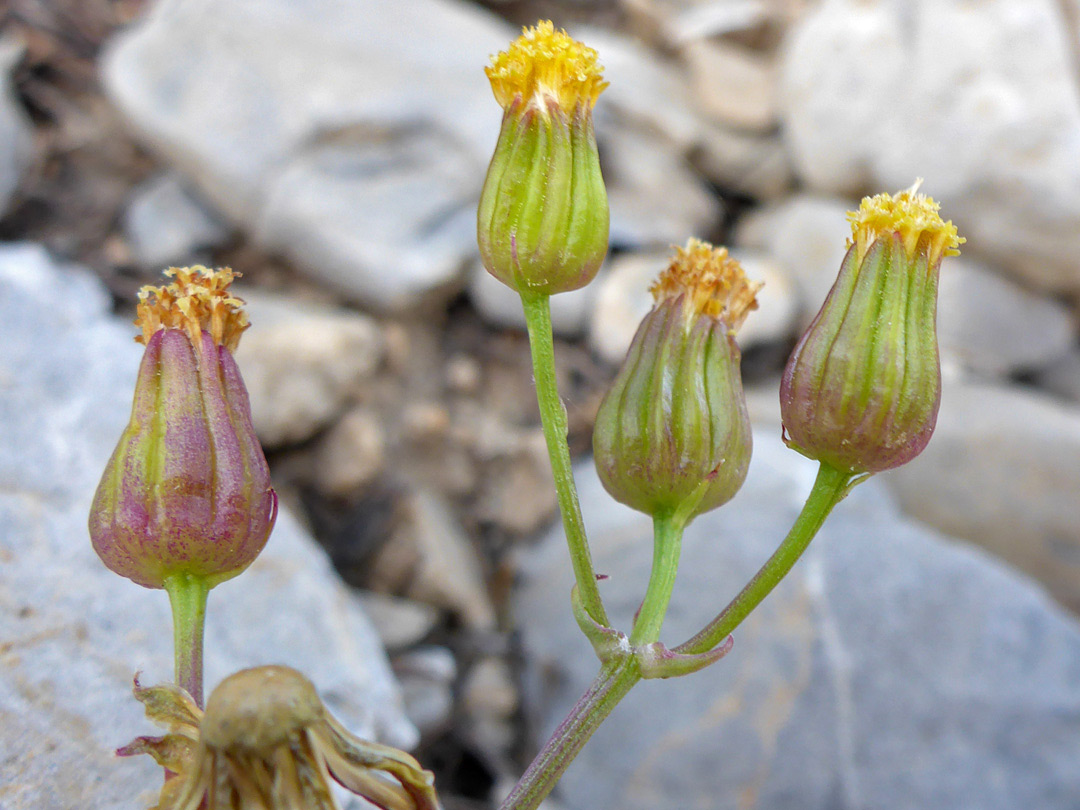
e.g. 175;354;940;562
478;20;609;296
780;182;964;474
593;240;759;520
89;267;277;589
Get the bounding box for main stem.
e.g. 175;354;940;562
676;462;852;656
521;291;609;627
499;658;640;810
629;513;683;646
163;572;209;708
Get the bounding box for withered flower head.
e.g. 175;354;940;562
119;666;440;810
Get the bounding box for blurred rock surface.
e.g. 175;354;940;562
393;646;458;737
780;0;1080;294
0;35;33;216
313;405;387;499
234;288;384;448
734;194;852;329
122;173;232;270
368;489;496;630
1038;349;1080;403
936;258;1075;377
514;430;1080;810
886;380;1080;613
101;0;514;311
469;259;598;338
0;243;414;810
358;591;441;652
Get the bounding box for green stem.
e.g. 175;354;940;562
163;573;209;708
521;291;609;627
629;513;683;646
499;658;640;810
675;462;852;656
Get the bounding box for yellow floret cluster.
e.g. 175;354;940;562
486;20;608;113
848;180;965;266
136;266;249;352
650;239;762;332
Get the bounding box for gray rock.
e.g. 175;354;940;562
102;0;513;311
734;194;853;329
623;0;773;48
588;248;797;366
779;0;1080;294
886;380;1080;614
313;405;386;499
123;173;232;270
1037;348;1080;403
357;592;441;652
368;489;496;630
603;120;722;249
0;243;414;810
468;260;598;338
937;257;1075;377
234;288;384;448
393;646;458;737
0;35;33;215
691;120;793;199
682;39;779;132
514;430;1080;810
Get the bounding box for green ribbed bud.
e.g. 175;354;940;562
478;21;609;296
780;183;964;474
593;240;759;520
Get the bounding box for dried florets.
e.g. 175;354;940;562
649;239;762;331
136;266;249;352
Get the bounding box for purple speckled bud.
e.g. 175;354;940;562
89;327;276;589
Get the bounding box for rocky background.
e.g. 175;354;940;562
2;1;1080;809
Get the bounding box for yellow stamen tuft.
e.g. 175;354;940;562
847;179;965;266
650;239;762;332
136;266;249;352
486;20;608;113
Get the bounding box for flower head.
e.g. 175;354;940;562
593;240;756;521
485;20;608;114
649;238;762;330
478;21;609;296
89;266;275;590
780;182;963;474
846;179;964;267
119;667;440;810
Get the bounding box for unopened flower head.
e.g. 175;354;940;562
478;21;609;296
89;266;276;590
119;666;440;810
593;240;757;521
780;182;964;474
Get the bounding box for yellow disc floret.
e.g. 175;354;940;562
486;20;608;113
650;239;762;332
136;266;249;352
848;179;965;266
